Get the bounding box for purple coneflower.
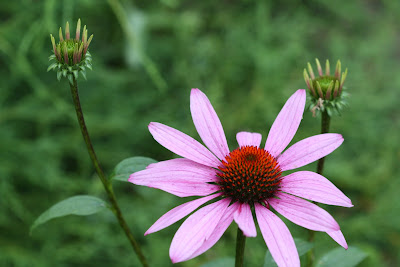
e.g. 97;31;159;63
129;88;352;266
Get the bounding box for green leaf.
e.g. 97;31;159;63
56;70;62;81
316;246;367;267
30;195;108;233
263;238;314;267
81;69;87;80
200;257;234;267
47;62;57;72
67;74;74;85
111;156;157;182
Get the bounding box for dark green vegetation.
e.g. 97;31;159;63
1;0;399;266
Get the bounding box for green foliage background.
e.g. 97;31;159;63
1;0;399;266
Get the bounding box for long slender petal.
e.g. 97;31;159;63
236;132;262;148
255;203;300;267
149;122;220;167
190;88;230;160
265;89;306;157
145;193;221;235
170;199;230;263
129;158;219;197
129;175;220;197
280;171;353;207
268;193;340;232
278;133;344;171
186;202;239;261
327;230;348;249
234;203;257;237
145;158;218;182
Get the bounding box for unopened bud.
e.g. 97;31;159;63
303;58;349;117
48;19;93;83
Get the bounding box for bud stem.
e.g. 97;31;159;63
69;77;149;267
317;111;331;172
235;228;246;267
307;110;331;267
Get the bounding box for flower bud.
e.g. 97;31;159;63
48;19;93;84
303;59;349;117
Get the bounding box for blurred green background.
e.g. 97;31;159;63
1;0;399;266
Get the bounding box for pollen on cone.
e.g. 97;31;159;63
217;145;281;203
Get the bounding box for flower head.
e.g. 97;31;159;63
304;59;349;117
48;19;93;83
129;89;352;266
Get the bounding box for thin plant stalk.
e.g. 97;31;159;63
235;228;246;267
307;110;331;267
317;111;331;172
69;77;149;267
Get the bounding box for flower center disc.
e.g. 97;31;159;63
217;146;282;203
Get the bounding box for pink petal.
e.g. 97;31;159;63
186;202;239;261
144;158;218;182
145;193;221;235
149;122;220;167
255;203;300;267
234;203;257;237
170;199;230;263
280;171;353;207
190;88;230;160
327;230;348;249
236;132;262;147
265;89;306;158
129;161;219;197
268;192;340;232
277;133;344;171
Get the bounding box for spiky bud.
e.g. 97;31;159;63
48;19;93;84
303;59;349;117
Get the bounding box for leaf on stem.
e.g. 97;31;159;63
110;156;157;182
200;257;235;267
30;195;108;233
315;246;367;267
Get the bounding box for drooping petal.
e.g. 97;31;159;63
134;180;218;197
144;158;218;182
170;199;230;263
129;161;220;197
277;133;344;171
149;122;220;167
234;203;257;237
236;132;262;148
145;193;221;235
268;192;340;232
255;203;300;267
327;230;348;249
190;88;230;160
186;202;239;261
265;89;306;158
280;171;353;207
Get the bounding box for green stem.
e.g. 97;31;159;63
316;111;331;174
307;110;331;267
69;78;149;267
235;228;246;267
